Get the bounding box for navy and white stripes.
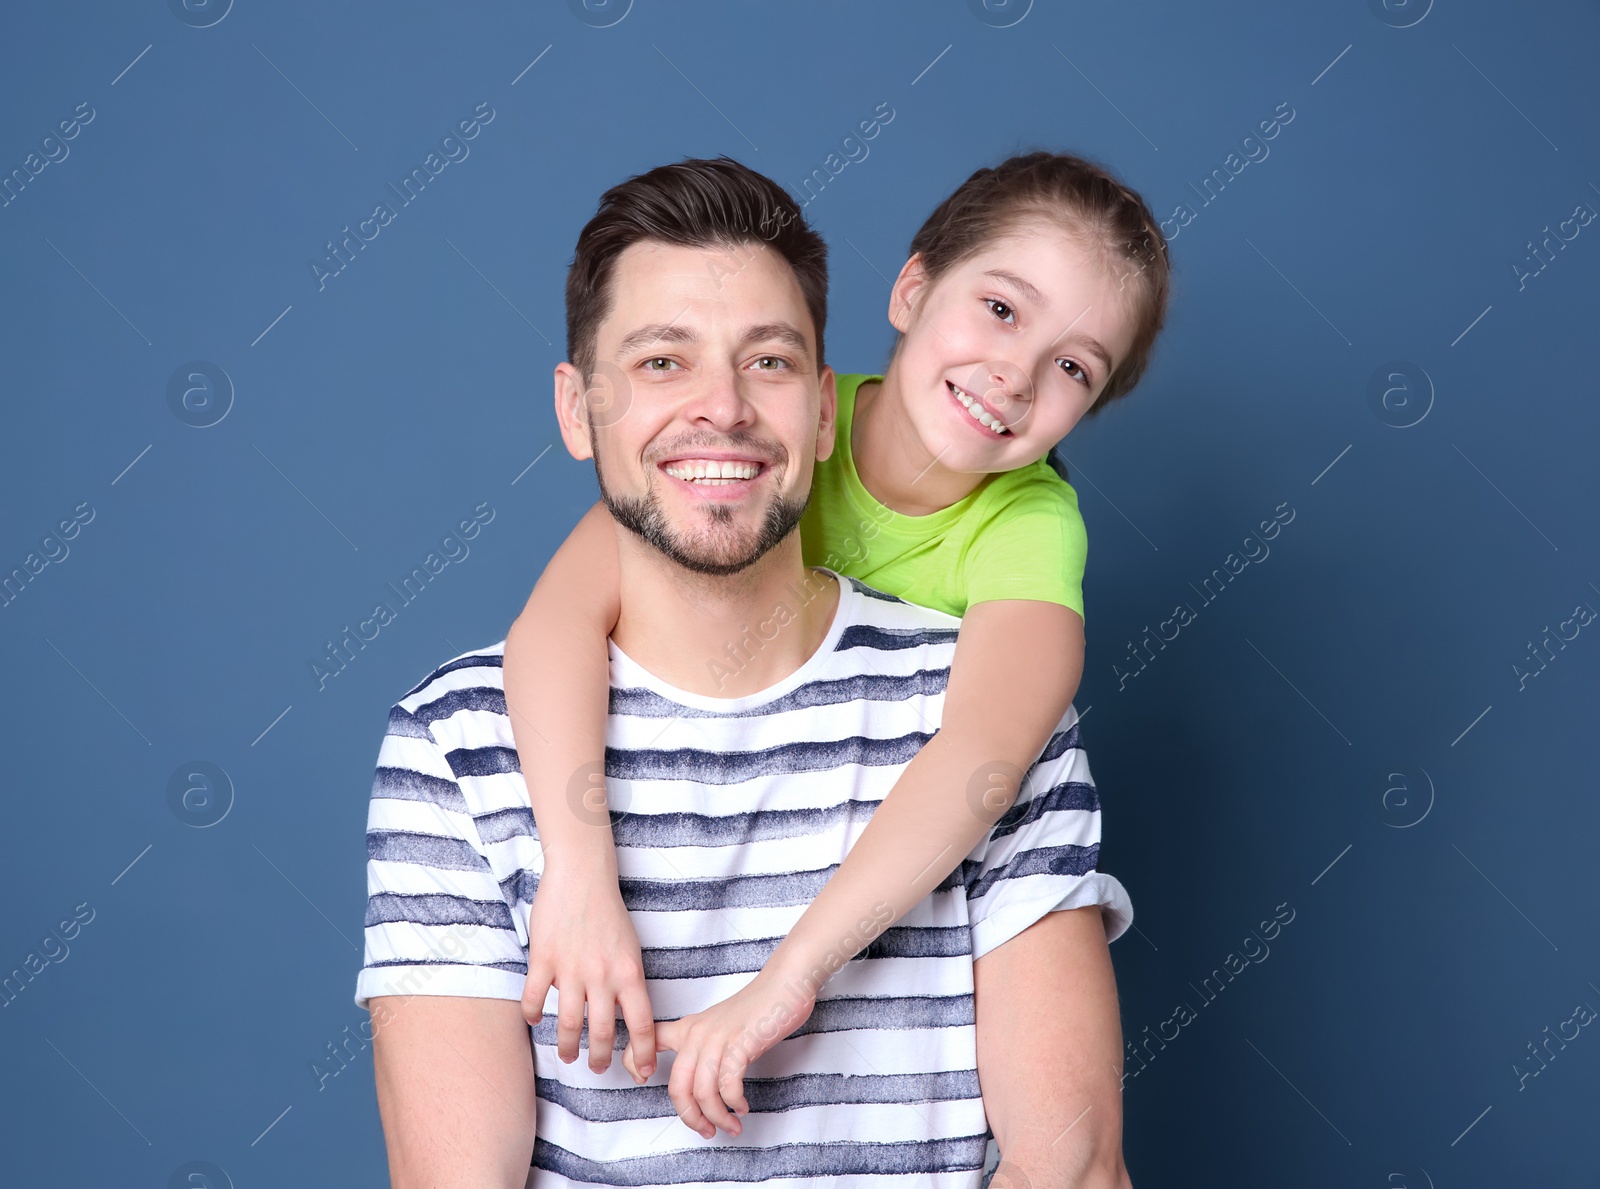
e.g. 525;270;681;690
356;569;1132;1188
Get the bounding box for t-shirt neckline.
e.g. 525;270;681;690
605;567;857;713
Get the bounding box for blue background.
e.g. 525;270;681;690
2;0;1596;1184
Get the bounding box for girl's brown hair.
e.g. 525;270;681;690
896;151;1172;480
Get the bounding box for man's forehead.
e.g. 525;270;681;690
600;239;813;352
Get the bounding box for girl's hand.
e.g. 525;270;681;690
624;971;818;1138
520;866;657;1079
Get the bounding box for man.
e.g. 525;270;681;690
356;157;1135;1188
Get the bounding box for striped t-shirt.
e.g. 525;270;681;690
355;569;1133;1187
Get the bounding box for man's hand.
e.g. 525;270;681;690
622;970;818;1138
520;863;657;1079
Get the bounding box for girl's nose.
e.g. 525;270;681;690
963;360;1032;415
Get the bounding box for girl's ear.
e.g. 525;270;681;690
887;252;931;334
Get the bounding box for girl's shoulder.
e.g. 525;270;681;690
976;458;1083;524
833;373;881;413
961;464;1088;616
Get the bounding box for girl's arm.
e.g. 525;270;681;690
769;597;1085;976
505;500;657;1080
639;598;1085;1137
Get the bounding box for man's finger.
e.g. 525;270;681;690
586;990;617;1074
618;985;657;1080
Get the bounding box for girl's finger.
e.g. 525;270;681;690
519;967;555;1030
718;1050;751;1117
618;985;657;1080
668;1050;714;1139
555;982;585;1064
692;1043;742;1135
653;1018;684;1054
586;990;617;1073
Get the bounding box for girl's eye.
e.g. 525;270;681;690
985;298;1016;325
1058;358;1091;388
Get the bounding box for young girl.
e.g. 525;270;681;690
506;151;1171;1130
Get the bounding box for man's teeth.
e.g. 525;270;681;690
663;459;762;484
950;384;1010;434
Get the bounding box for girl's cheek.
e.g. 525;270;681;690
940;312;995;357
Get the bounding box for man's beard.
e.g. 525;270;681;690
592;435;810;577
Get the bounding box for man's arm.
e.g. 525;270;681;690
973;906;1132;1189
370;994;537;1189
359;696;545;1186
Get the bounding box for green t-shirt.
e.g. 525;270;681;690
799;373;1088;621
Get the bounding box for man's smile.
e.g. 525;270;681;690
657;452;771;496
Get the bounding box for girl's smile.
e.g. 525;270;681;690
945;378;1013;437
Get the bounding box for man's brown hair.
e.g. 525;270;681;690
566;157;829;380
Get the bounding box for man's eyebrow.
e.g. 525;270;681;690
983;268;1047;307
740;322;812;360
611;321;811;360
614;323;697;358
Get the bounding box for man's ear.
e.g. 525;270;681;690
553;362;594;461
887;252;931;335
814;366;838;464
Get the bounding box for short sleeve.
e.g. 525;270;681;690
963;478;1088;621
354;703;528;1010
964;712;1132;960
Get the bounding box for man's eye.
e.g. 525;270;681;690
752;356;788;370
985;298;1016;325
644;357;677;371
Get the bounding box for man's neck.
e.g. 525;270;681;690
610;536;841;698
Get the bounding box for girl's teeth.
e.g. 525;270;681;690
951;385;1010;434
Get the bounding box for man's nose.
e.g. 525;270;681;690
681;362;757;429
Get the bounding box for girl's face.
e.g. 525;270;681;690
886;216;1142;475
